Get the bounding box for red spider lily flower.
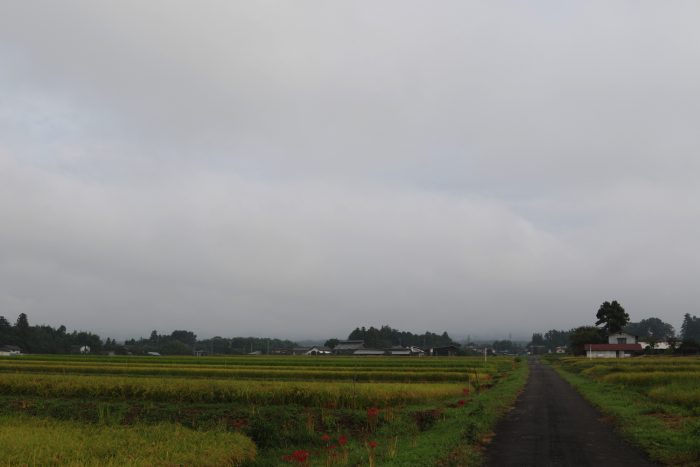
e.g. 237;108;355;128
462;388;470;396
368;440;378;449
286;450;309;463
367;407;380;418
321;433;331;442
338;435;348;446
457;399;466;407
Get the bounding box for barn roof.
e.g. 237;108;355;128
353;349;385;355
334;341;365;350
585;344;643;351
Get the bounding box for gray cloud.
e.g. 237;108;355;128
1;1;699;339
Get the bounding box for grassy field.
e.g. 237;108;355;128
0;354;526;466
548;356;700;466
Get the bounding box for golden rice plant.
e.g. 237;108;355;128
0;373;471;407
0;415;256;466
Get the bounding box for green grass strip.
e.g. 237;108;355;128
385;358;529;466
550;361;700;466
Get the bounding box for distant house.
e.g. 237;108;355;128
428;345;459;357
385;346;424;356
386;346;412;356
332;340;365;355
607;332;638;345
638;341;671;351
0;345;21;356
353;349;385;356
292;346;332;355
585;333;642;358
69;345;91;354
585;343;643;358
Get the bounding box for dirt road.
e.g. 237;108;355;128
483;357;658;466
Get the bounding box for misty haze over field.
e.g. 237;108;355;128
1;2;699;340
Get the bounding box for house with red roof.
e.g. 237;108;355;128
585;332;643;358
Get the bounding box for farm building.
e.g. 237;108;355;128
385;346;425;356
638;341;672;351
0;345;21;356
353;349;385;356
584;332;642;358
299;341;427;357
585;343;643;358
332;340;365;355
292;346;332;355
427;345;459;356
607;332;638;345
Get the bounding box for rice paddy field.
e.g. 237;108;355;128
550;356;700;466
0;354;527;466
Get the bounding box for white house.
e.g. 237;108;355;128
292;346;332;355
638;341;671;351
585;343;642;358
0;345;21;356
584;332;643;358
607;332;637;344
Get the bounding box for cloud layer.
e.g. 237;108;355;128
1;1;699;339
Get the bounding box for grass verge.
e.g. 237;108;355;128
548;360;700;466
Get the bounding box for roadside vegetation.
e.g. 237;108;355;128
547;356;700;466
0;354;527;466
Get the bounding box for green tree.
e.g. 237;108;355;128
624;317;674;343
492;340;517;353
595;300;630;334
0;316;10;329
569;326;605;356
530;333;544;346
149;330;159;343
324;338;339;349
0;316;12;346
544;329;570;348
170;330;197;346
160;339;192;355
15;313;29;333
681;313;700;343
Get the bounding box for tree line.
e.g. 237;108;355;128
124;331;297;356
530;301;700;355
0;313;102;354
325;325;457;350
0;313;298;355
1;314;460;356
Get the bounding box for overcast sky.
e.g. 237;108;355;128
1;1;699;341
